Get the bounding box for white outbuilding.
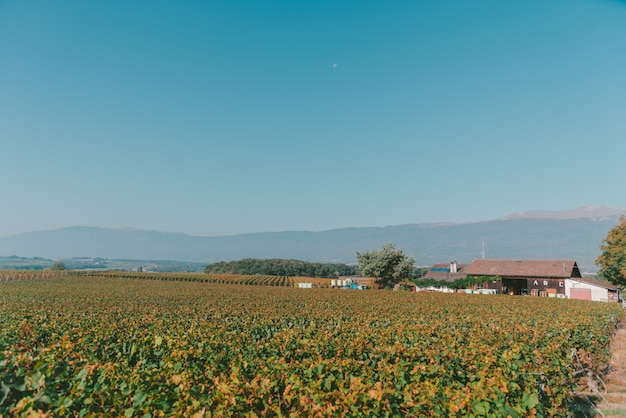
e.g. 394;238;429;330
565;277;619;302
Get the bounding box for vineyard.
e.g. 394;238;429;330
0;270;374;289
1;275;623;416
0;270;324;288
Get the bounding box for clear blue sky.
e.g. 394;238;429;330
1;0;625;238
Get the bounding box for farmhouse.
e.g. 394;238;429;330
425;259;620;302
464;259;579;297
423;261;468;282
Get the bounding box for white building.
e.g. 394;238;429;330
565;278;619;302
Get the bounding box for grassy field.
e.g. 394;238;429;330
0;275;623;417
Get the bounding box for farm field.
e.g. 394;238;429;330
0;275;623;417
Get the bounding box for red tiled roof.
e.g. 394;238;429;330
570;276;618;291
424;263;469;282
463;259;581;279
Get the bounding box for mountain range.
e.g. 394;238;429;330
1;206;624;273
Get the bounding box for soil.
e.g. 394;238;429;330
570;323;626;417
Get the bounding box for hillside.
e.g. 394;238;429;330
1;207;623;272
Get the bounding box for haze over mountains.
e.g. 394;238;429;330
498;206;625;221
1;206;624;272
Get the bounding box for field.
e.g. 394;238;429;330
0;274;623;417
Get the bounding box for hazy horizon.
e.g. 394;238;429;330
2;205;625;239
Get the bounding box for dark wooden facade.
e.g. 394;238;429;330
498;277;566;296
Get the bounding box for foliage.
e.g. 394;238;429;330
356;243;415;288
62;258;108;270
410;267;429;279
596;215;626;286
204;258;357;277
50;262;65;271
0;277;622;417
415;275;500;290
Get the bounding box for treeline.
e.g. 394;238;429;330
204;258;357;278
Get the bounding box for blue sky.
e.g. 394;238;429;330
1;0;625;237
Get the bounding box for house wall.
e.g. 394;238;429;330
498;277;566;296
480;280;503;293
525;277;566;296
565;280;610;302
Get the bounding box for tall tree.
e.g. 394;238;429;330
596;215;626;286
356;243;415;289
51;261;65;271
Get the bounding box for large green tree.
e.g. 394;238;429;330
596;215;626;286
356;243;415;289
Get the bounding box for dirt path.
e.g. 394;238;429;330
597;325;626;417
572;325;626;417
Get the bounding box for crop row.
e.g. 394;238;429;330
0;270;61;282
68;271;296;287
0;270;355;288
0;270;299;287
1;277;623;416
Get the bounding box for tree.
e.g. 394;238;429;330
356;243;415;289
204;258;357;277
51;261;66;271
596;215;626;286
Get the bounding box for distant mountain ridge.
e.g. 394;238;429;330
1;207;624;272
500;206;626;221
